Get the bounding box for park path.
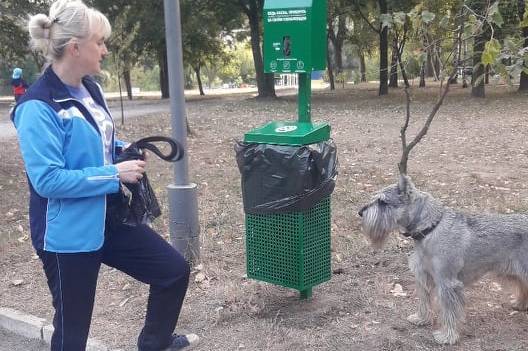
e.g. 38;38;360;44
0;98;171;139
0;84;305;140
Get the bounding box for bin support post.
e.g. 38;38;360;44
298;73;311;123
300;288;312;300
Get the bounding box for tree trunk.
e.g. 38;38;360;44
520;41;528;90
263;74;276;96
378;0;389;95
419;62;426;87
326;41;335;90
518;0;528;91
433;52;440;80
485;64;490;84
335;15;346;73
471;32;486;98
396;22;410;88
389;37;398;88
246;1;276;98
194;65;204;96
462;41;468;88
159;49;169;99
398;59;410;88
123;69;133;100
360;51;367;82
451;29;463;85
426;49;434;78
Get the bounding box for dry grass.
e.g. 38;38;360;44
1;83;528;350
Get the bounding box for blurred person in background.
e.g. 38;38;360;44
11;67;28;102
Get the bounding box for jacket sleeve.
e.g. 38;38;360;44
14;100;120;199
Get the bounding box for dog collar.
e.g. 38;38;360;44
401;214;443;241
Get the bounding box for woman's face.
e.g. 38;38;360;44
77;31;108;75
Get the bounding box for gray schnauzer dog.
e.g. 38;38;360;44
358;175;528;345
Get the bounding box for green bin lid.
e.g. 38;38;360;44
244;121;330;146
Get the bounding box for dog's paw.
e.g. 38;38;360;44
406;313;431;326
432;329;459;345
511;298;528;311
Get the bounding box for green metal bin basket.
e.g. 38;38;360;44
245;197;331;298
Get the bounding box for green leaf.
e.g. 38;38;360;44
488;2;503;28
520;8;528;27
393;12;406;26
481;38;501;65
439;16;449;28
421;10;435;24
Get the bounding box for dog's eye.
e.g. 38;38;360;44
377;198;387;205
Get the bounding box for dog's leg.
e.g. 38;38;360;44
511;278;528;311
433;279;464;345
407;253;433;326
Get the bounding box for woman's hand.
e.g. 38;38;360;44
115;160;146;184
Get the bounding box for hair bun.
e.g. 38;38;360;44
28;14;54;40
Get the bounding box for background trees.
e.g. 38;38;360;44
1;0;527;98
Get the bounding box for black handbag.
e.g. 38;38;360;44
106;136;184;227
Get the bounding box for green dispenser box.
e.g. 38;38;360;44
263;0;327;74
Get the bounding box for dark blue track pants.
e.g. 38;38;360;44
37;223;190;351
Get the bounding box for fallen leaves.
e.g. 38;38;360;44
390;283;407;298
11;279;24;286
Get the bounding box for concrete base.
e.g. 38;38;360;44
0;307;110;351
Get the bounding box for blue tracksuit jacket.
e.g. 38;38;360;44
12;66;123;253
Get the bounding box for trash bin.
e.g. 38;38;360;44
235;122;337;299
237;0;334;299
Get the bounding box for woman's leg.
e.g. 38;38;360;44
38;250;102;351
102;223;190;351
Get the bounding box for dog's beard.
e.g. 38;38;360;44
361;204;395;249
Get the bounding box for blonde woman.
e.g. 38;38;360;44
11;1;198;350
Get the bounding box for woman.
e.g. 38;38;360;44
11;67;29;102
12;1;198;350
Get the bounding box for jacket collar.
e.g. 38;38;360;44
12;65;107;122
43;66;105;107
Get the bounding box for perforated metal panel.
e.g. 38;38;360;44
245;197;331;291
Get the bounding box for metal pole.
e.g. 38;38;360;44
298;72;311;123
163;0;200;264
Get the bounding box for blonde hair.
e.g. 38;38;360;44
28;0;111;62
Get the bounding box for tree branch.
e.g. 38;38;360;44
398;5;466;175
353;1;380;34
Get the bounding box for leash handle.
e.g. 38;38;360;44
134;136;184;162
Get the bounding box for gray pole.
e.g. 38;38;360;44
163;0;200;263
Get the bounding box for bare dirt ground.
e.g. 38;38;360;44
1;83;528;350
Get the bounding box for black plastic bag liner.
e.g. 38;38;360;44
107;136;184;227
235;140;338;214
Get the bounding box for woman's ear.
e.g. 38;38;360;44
73;42;81;57
64;40;80;57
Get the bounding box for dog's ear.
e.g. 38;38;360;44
398;175;416;197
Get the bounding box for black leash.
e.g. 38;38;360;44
117;136;184;163
108;136;185;227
